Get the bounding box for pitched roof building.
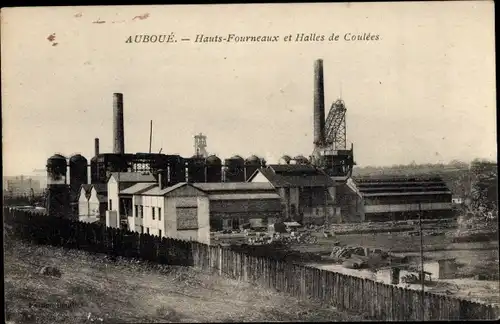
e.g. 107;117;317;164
248;164;336;225
350;175;454;221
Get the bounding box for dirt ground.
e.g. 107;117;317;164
4;239;363;323
292;232;499;255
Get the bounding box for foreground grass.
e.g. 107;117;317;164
4;239;362;323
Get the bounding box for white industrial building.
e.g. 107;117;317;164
77;183;107;223
105;172;157;229
127;182;211;245
105;173;286;245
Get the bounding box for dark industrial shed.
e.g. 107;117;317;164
192;182;283;230
248;164;336;225
350;175;454;222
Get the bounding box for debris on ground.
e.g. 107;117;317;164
39;266;62;278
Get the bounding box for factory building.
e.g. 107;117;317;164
248;164;336;225
118;179;282;242
345;175;454;222
123;182;211;244
191;182;282;230
105;172;157;229
77;184;92;218
119;182;158;227
4;175;41;196
77;183;108;222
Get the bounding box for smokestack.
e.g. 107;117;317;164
94;138;100;156
158;172;163;190
313;59;326;146
113;93;125;154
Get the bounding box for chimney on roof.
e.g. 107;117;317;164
158;169;166;190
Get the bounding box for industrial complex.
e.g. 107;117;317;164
44;59;454;240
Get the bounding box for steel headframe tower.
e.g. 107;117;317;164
194;133;208;158
325;99;347;151
310;59;355;179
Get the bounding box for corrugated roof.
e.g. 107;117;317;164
141;182;192;196
353;175;444;182
362;191;451;197
351;175;451;197
208;193;281;200
120;182;157;195
193;182;275;191
255;167;334;188
269;164;317;174
109;172;156;183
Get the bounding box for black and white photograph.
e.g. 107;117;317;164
2;2;498;322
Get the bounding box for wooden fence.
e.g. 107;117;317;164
4;207;193;266
4;207;499;321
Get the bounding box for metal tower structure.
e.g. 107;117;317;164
309;59;355;179
194;133;208;158
324;99;347;151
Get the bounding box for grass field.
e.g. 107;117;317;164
4;239;363;323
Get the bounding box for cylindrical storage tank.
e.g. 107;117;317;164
46;154;70;218
206;155;222;182
47;154;68;185
46;185;71;218
244;155;262;181
279;155;292;165
224;155;245;182
90;156;98;184
69;154;88;196
187;156;206;183
106;154;130;174
167;155;186;185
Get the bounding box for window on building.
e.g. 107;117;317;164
109;199;113;210
158;207;162;221
176;207;199;230
134;205;138;217
140;205;144;218
223;218;232;229
152;207;155;220
146;227;150;234
158;229;162;237
140;225;144;234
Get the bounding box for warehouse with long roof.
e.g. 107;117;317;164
344;174;454;222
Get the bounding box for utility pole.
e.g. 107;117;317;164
418;201;425;321
149;120;153;154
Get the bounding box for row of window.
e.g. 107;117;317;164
138;225;162;237
134;205;162;221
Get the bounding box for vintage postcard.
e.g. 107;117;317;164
2;2;498;323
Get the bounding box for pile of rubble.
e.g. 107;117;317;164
446;213;498;238
245;231;318;245
327;244;409;270
330;245;389;261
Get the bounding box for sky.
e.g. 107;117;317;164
2;2;497;176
